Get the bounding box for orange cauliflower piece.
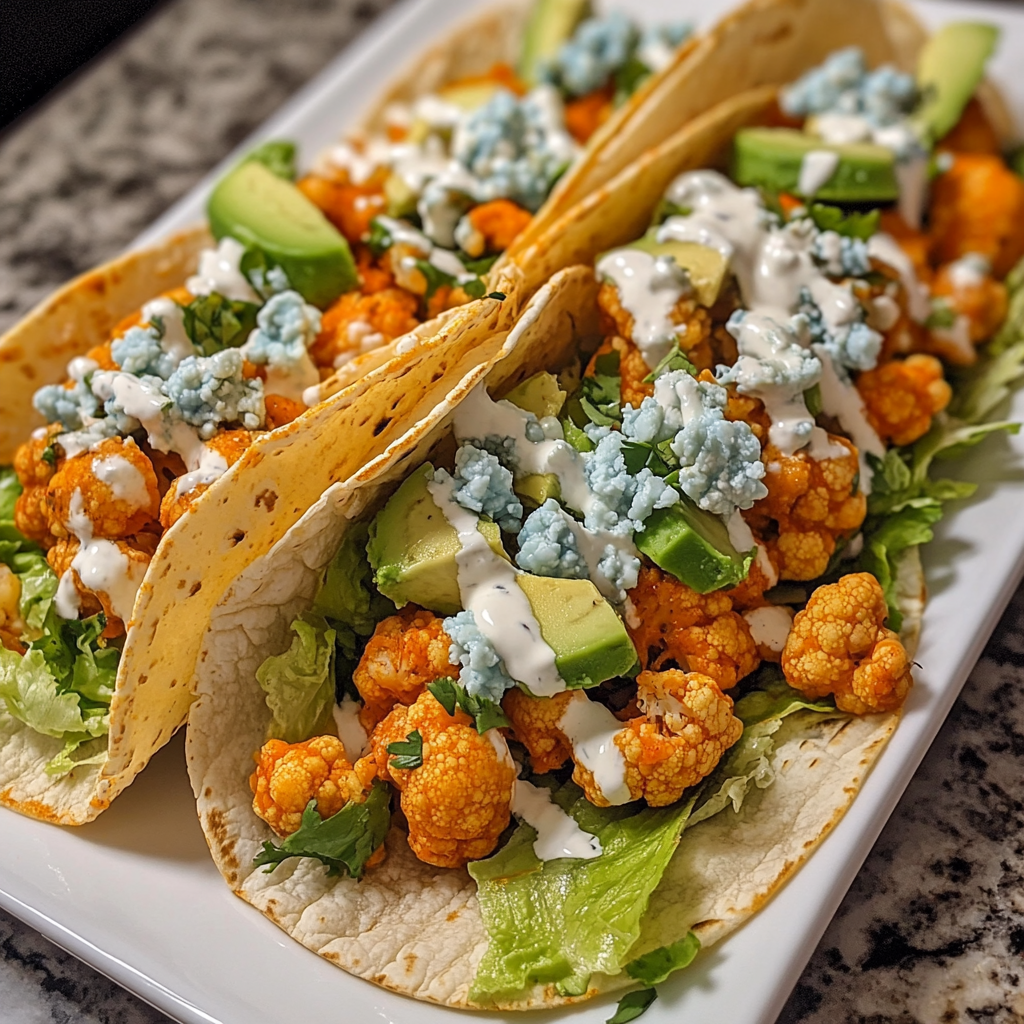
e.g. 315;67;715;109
158;429;255;530
929;260;1008;362
0;565;25;652
250;734;377;837
46;533;158;637
353;608;455;730
371;691;515;869
781;572;913;714
597;282;715;377
586;333;654;408
264;394;307;430
938;98;1001;155
611;670;743;807
310;287;420;369
14;424;63;488
565;83;615;144
857;354;952;446
748;438;865;581
929;153;1024;278
297;172;388;245
14;484;57;548
45;437;159;541
467;199;533;254
502;688;574;773
626;565;759;689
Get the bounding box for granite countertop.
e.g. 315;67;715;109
2;1;1024;1021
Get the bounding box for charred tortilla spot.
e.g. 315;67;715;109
255;489;278;511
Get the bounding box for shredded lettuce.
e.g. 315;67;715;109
468;782;696;1000
312;522;392;637
625;932;700;985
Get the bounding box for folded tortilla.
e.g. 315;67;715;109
185;261;921;1008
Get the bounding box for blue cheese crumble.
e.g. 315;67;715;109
111;324;181;381
443;609;516;702
242;290;321;370
516;499;589;579
541;12;636;97
443;445;523;532
33;380;101;431
164;350;264;438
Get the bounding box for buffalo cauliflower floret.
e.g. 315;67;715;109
371;690;515;868
14;424;63;488
502;687;575;773
461;199;533;255
781;572;913;713
158;429;256;530
747;438;865;581
604;669;743;807
45;437;160;541
857;354;952;447
626;565;760;689
310;287;420;369
353;608;454;729
928;256;1009;363
250;734;377;838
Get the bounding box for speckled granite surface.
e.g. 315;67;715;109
2;1;1024;1021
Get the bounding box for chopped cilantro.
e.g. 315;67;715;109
925;301;957;330
804;382;823;417
574;350;622;427
620;439;673;477
643;345;697;384
488;291;507;301
387;729;424;770
651;199;692;226
808;203;880;240
607;988;657;1023
462;253;500;276
40;446;57;467
244;140;297;181
181;292;260;355
427;677;510;733
253;779;391;877
367;218;394;259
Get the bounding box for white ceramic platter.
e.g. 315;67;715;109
4;1;1024;1022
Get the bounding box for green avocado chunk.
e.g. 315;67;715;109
516;574;637;689
732;127;900;202
207;160;357;308
367;465;507;616
505;372;566;506
913;22;1000;143
635;501;752;594
629;229;730;308
518;0;592;86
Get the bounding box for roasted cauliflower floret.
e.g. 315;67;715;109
353;608;455;730
371;691;515;869
158;429;256;530
929;260;1008;363
310;288;420;369
46;533;157;637
597;283;715;378
627;565;759;689
605;670;743;807
297;172;387;245
465;199;533;254
929;153;1024;278
14;484;57;548
250;734;377;838
14;424;63;488
857;354;952;446
46;437;159;541
502;687;575;773
264;394;307;430
748;438;865;581
781;572;913;714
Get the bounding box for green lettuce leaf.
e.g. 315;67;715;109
807;203;880;240
253;779;391;877
0;468;20;521
625;932;700;985
468;782;695;1000
312;522;392;636
256;614;337;743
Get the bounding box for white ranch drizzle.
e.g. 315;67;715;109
67;357;99;383
798;150;840;196
867;234;931;323
142;297;194;364
931;316;974;363
947;253;991;289
174;446;230;499
742;605;794;653
511;778;602;861
594;249;692;369
333;695;369;761
452;385;593;517
262;351;320;404
186;237;259;303
91;452;149;507
726;510;778;587
557;690;632;805
54;571;82;620
426;476;566;697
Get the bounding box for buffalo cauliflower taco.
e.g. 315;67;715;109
185;1;1024;1013
0;0;720;824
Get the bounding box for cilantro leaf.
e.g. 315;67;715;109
807;203;880;240
463;278;487;300
804;382;823;417
607;988;657;1023
244;140;297;181
642;345;696;384
925;301;957;330
387;729;423;770
253;779;391;877
427;677;510;732
487;291;507;301
367;218;394;258
462;254;500;276
620;440;673;478
181;293;259;356
626;932;701;985
575;350;622;427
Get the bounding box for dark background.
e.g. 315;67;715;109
1;0;166;130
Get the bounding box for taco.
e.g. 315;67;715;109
184;3;1024;1013
0;0;706;823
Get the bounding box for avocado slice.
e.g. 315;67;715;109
505;372;566;507
732;127;899;203
516;574;637;689
635;500;752;594
913;22;999;143
367;464;508;616
629;229;729;308
518;0;592;86
438;81;504;112
207;160;357;309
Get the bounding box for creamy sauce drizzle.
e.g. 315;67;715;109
557;690;631;805
726;510;778;587
333;695;370;760
511;778;602;861
867;234;930;322
798;150;840;196
92;452;149;507
142;297;194;364
743;605;794;653
427;477;565;697
547;503;638;604
186;237;259;303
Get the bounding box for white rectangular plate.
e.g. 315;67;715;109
4;1;1024;1022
